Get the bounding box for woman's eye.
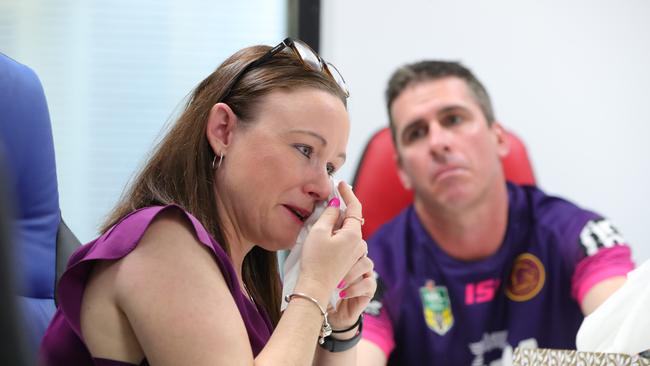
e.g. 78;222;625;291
295;144;336;176
295;144;313;158
326;163;335;176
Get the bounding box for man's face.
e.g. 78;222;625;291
391;77;509;212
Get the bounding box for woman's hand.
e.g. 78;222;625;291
327;245;376;330
296;182;368;304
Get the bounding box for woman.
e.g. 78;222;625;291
40;38;376;365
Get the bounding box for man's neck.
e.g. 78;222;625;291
414;183;509;261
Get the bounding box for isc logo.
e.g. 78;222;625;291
465;279;501;305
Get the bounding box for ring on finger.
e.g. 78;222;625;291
346;215;365;226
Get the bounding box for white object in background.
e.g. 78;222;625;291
501;345;513;366
281;179;346;311
576;260;650;354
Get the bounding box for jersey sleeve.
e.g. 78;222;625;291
361;208;412;360
363;271;395;358
570;218;635;304
531;187;636;307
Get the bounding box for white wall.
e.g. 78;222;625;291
321;0;650;263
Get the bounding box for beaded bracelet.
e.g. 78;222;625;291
284;292;332;344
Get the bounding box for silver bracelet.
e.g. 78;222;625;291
285;292;332;344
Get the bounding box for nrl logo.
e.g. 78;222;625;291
420;279;454;335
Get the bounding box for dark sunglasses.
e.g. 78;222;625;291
219;38;349;103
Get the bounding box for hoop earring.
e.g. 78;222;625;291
212;152;224;169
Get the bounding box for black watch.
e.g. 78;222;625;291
318;315;364;352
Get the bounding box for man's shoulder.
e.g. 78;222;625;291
366;206;417;280
509;183;601;228
367;205;414;248
509;183;609;260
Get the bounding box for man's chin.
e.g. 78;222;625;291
424;187;477;211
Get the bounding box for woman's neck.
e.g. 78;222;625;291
222;221;254;280
214;193;255;284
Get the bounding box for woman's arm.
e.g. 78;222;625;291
311;184;377;366
310;260;375;366
113;211;256;365
111;209;357;366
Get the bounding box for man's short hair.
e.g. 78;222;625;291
386;61;495;145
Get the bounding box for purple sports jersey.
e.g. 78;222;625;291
364;183;633;365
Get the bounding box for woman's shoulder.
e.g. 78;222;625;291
104;205;208;244
81;205;226;263
63;204;238;307
50;204;239;363
78;206;243;364
114;205;236;295
113;205;236;283
125;206;216;264
129;205;204;247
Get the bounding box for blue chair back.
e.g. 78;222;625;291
0;53;79;354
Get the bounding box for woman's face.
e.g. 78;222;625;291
216;87;350;251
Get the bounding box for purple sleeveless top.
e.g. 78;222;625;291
39;205;273;366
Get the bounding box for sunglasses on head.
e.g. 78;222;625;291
219;38;349;103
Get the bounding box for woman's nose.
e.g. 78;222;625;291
303;168;332;201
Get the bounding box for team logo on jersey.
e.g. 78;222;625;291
505;253;545;302
579;218;625;256
420;279;454;335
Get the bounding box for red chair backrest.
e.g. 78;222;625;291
352;127;535;239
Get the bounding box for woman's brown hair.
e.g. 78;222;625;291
101;44;348;326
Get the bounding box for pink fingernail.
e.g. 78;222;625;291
328;197;340;208
337;280;346;289
339;290;347;299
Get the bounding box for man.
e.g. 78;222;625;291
357;61;634;365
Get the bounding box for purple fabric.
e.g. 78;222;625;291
39;205;273;365
93;357;147;366
365;183;631;365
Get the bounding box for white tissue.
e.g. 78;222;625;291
576;260;650;354
281;179;346;311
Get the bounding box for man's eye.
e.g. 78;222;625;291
406;126;427;142
445;115;463;125
295;144;313;158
